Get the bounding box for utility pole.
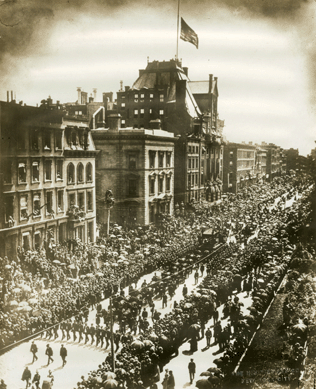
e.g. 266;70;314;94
105;189;115;236
109;289;115;371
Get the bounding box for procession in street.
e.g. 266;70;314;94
0;173;315;389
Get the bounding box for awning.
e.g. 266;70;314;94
149;171;156;177
158;171;165;176
18;163;26;168
214;185;219;193
157;193;165;199
33;194;40;201
210;186;215;193
166;170;173;176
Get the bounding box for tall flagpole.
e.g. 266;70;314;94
176;0;180;60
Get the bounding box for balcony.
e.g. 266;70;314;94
67;205;86;221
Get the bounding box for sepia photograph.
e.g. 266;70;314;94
0;0;316;388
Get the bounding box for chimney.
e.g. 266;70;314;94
149;119;162;130
89;94;94;103
10;91;14;102
93;88;97;100
7;91;10;102
208;74;213;94
125;86;130;92
183;67;188;77
77;87;82;103
176;79;187;109
108;113;121;131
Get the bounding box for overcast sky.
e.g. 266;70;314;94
1;0;315;155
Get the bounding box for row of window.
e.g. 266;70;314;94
3;160;93;186
149;151;172;169
187;173;201;189
237;160;254;169
14;129;63;152
67;163;93;185
120;93;164;104
237;150;255;159
15;128;90;152
149;175;171;195
4;190;93;223
133;109;164;118
188;158;199;169
188;145;199;154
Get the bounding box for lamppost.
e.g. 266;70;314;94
105;189;115;236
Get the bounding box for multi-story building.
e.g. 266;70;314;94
285;148;299;174
0;98;97;258
91;115;175;227
115;58;224;205
223;142;257;194
255;147;267;181
261;143;282;181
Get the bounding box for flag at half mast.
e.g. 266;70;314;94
180;17;199;49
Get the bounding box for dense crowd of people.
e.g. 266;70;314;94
0;173;313;389
72;175;314;388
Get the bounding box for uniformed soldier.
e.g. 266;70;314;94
73;321;79;341
100;326;105;348
90;324;96;345
105;326;111;349
60;321;66;340
95;325;101;347
114;330;121;352
66;320;71;341
84;323;90;344
53;322;59;340
78;321;84;343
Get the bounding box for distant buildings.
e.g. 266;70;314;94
0;97;97;257
223;142;257;194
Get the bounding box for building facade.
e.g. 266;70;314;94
0;100;97;258
223;142;257;194
262;143;282;181
115;59;224;205
91;116;175;228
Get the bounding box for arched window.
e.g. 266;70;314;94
67;163;75;184
77;163;84;183
86;162;93;182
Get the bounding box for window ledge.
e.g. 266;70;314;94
32;180;40;184
56;178;63;182
44;180;52;183
18;182;27;185
33;215;41;219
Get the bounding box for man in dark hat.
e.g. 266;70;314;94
60;344;67;367
21;366;31;389
30;340;38;363
45;344;54;365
